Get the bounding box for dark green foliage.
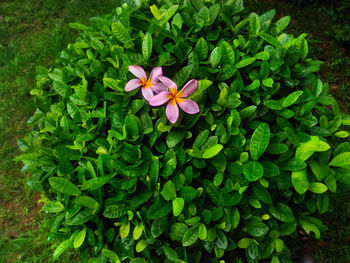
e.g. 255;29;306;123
17;0;350;262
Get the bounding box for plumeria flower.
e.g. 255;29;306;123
124;65;167;101
149;77;200;124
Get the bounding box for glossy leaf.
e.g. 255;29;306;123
243;161;264;182
292;169;309;194
142;33;152;60
49;177;81;196
250;123;270;161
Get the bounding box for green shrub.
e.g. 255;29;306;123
16;0;350;262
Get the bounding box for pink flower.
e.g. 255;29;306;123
149;77;200;124
124;65;167;101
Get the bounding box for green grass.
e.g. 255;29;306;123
1;0;350;262
0;0;117;262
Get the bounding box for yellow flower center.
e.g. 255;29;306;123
167;87;183;105
140;78;152;89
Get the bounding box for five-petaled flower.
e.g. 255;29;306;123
124;65;166;101
149;77;200;124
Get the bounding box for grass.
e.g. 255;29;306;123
0;0;118;262
1;0;350;262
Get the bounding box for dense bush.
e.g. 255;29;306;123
16;0;350;262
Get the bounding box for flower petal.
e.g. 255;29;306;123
149;91;170;106
125;79;142;92
151;83;168;93
166;100;179;124
128;65;147;80
142;87;154;101
177;99;200;114
159;76;177;90
179;79;197;98
149;67;163;83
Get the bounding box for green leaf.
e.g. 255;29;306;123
166;130;186;148
220;41;235;65
161;180;177;201
78;196;99;210
259;32;283;49
262;78;274;87
170;223;188;241
255;51;270;60
261;161;280;177
173;197;185;217
244;80;260;91
130;258;148;263
317;193;329;214
142;33;152;60
150;5;164;20
189;79;212;100
209;4;220;24
297;39;308;60
196;6;210;25
215;230;228;249
182;226;199;246
202;144;223;159
267;143;288;154
250;123;270;161
328;152;350;167
237;238;253;249
280;221;297;236
162;245;181;262
245;220;269;237
173;66;193;88
275;239;285;253
195;38;208;60
249;12;261;36
103;204;127;219
136;239;148;252
210;46;222;68
81;173;115;191
292;169;309;194
125;114;140;138
299;218;320;239
309;182;328;194
111;22;133;48
308;161;328;181
232;208;240;229
218;64;236;81
53;81;69;97
159;5;179;26
131;191;153;208
43;201;65;213
49;177;81;196
295;136;330;161
243;161;264;182
102;248;120;262
198;224;207;240
269;203;295;222
275;16;291;34
203;179;223;206
236;57;256;69
66;208;96;225
147;200;172;219
335;131;350;138
73;228;87;249
282;90;303;107
240;105;257;119
253;184;272;204
53;238;72;260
